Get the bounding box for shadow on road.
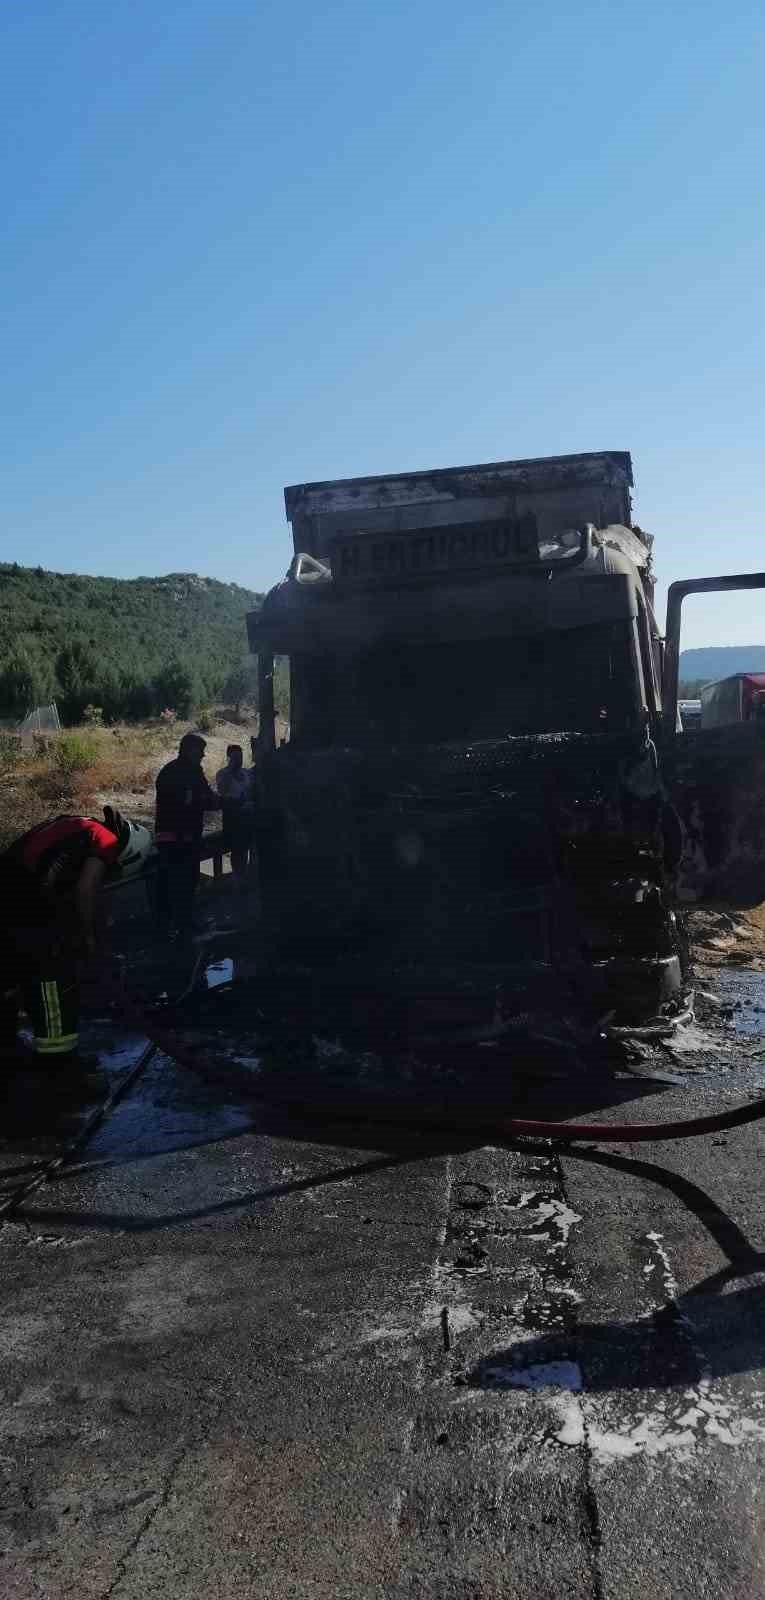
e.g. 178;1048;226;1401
567;1143;763;1273
15;1150;432;1233
464;1278;765;1394
465;1141;765;1395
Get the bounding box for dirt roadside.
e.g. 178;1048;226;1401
91;716;289;825
686;902;765;970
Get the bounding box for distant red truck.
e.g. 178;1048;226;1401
700;672;765;728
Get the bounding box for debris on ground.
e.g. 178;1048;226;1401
686;901;765;968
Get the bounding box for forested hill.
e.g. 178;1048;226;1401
679;645;765;690
2;559;760;724
0;563;263;721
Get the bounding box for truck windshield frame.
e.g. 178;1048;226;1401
288;621;642;751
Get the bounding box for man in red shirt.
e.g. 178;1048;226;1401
0;808;152;1066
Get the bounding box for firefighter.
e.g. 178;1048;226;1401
0;807;152;1068
154;732;222;937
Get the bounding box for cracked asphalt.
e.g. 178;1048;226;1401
1;963;765;1598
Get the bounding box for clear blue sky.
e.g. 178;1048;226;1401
2;0;764;648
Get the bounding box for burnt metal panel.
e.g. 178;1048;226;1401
667;722;765;902
330;513;539;585
254;730;676;1026
249;571;638;652
284;450;633;519
286;458;634;561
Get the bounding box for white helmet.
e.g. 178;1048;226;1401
103;808;154;879
117;819;154;878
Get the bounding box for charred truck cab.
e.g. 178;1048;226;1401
248;452;764;1037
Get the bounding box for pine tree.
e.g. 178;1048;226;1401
56;641;99;722
0;643;53;716
154;657;198;719
223;660;257;716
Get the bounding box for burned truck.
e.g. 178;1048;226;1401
248;451;765;1036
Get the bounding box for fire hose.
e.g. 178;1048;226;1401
4;968;765;1226
101;975;765;1147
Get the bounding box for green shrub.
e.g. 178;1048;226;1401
196;707;216;733
54;733;99;773
0;733;22;769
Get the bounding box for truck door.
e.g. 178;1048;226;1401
663;573;765;904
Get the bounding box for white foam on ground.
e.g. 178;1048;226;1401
644;1231;679;1297
361;1324;412;1344
543;1375;765;1462
445;1304;482;1335
668;1021;730;1054
419;1267;484;1338
583;1382;765;1461
520;1198;582;1253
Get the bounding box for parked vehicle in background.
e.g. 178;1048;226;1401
678;699;702;731
700;673;765;729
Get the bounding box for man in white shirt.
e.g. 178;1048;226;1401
216;745;253;879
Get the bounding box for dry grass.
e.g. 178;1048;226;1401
0;719;189;850
0;710;280;851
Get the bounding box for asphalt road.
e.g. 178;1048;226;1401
1;971;765;1598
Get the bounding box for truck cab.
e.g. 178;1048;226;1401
248;451;763;1038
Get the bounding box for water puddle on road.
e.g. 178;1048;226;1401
205;957;235;989
714;968;765;1038
73;1020;255;1165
